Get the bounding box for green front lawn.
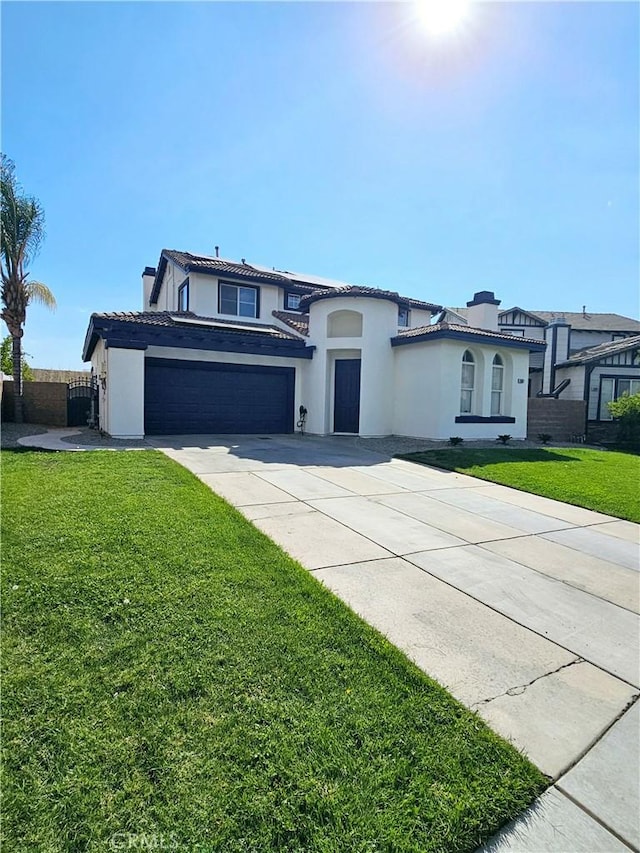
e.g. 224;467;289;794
1;451;545;852
400;447;640;522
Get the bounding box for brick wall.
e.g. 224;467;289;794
1;381;68;426
527;398;587;442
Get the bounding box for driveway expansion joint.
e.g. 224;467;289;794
553;786;640;853
554;694;640;783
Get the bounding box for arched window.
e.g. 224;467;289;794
491;354;504;415
460;350;475;413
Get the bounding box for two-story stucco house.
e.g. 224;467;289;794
440;305;640;434
82;250;545;439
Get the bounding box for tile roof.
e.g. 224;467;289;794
392;322;545;348
271;310;309;336
161;251;291;285
152;249;442;312
448;306;640;332
529;311;640;332
556;334;640;366
299;285;441;313
91;311;301;340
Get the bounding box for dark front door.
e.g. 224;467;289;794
333;358;361;433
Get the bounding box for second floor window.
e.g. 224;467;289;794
219;283;258;318
286;292;301;311
398;308;410;327
178;279;189;311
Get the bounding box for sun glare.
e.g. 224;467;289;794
416;0;471;37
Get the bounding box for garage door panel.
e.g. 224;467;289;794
144;357;295;435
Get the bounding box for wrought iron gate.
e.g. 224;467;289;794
67;378;98;427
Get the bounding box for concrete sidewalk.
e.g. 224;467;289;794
156;434;639;852
16;429;639;850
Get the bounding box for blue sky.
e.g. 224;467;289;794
2;1;638;369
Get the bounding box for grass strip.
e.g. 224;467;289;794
2;450;546;852
399;446;640;522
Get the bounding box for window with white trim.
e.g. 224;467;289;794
219;282;258;318
491;354;504;415
177;279;189;311
398;308;410;327
285;292;301;311
460;350;475;413
599;377;640;420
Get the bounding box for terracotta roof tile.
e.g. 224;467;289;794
162;251;291;285
393;322;544;346
299;286;441;313
271;310;309;336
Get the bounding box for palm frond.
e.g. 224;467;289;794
25;281;56;310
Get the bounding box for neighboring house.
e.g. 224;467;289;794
82;250;545;439
439;305;640;428
554;336;640;423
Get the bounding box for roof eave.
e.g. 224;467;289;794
300;290;442;313
148;251;176;305
82;315;101;362
391;329;546;350
82;315;314;361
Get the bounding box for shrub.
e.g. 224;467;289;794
538;433;552;445
449;436;464;446
497;434;512;445
608;392;640;449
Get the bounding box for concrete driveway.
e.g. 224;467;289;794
153;433;640;852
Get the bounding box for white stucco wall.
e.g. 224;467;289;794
91;338;108;432
393;339;530;439
406;308;433;329
466;302;499;332
142;273;155;310
187;273;281;322
161;263;178;311
95;346;145;438
305;296;396;436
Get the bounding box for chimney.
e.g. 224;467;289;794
142;266;156;310
466;290;501;332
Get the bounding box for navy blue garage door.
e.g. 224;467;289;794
144;357;295;435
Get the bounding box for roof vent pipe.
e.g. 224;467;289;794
215;246;219;258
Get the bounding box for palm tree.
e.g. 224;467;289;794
1;155;56;422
